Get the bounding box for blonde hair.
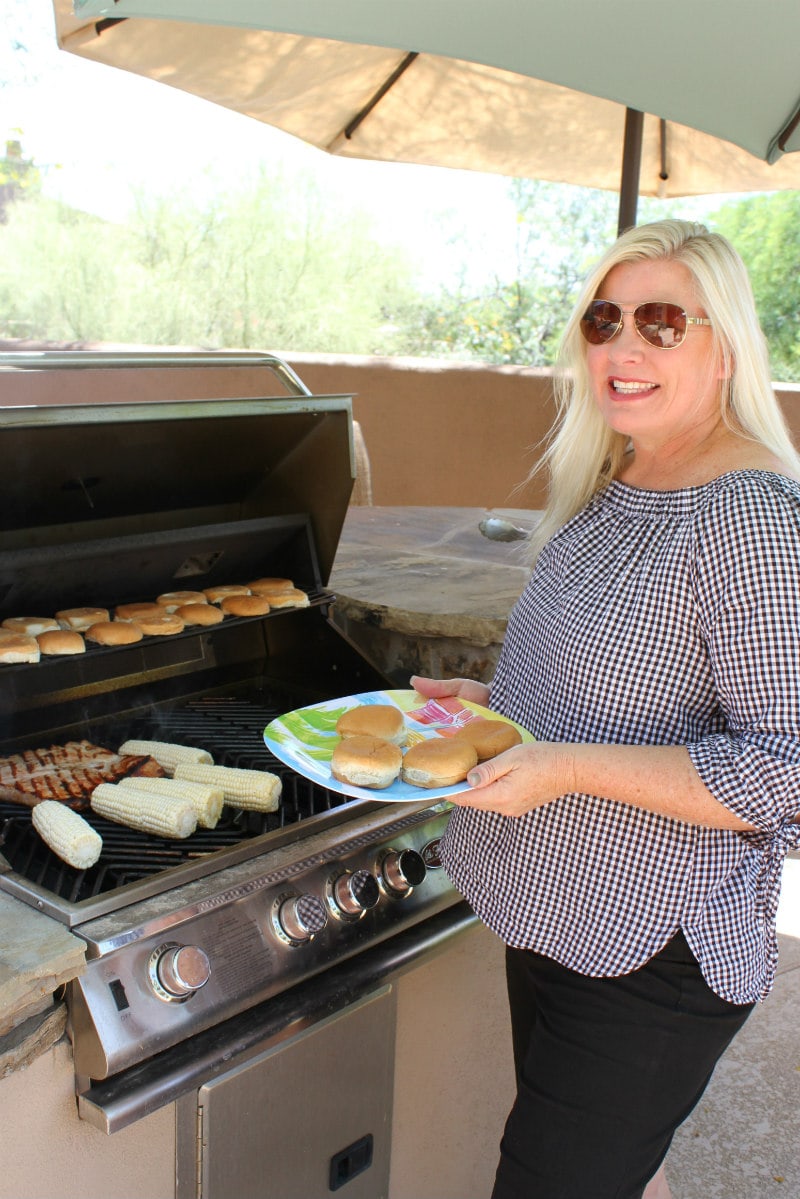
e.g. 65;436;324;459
530;219;800;558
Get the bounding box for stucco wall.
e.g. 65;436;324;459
285;353;800;510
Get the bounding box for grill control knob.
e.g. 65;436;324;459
381;849;427;896
332;869;381;918
155;945;211;999
276;894;328;944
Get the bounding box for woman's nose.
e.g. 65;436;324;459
608;317;644;358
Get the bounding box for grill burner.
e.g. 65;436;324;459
0;694;348;904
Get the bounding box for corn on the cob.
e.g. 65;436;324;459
91;782;197;839
120;776;223;829
31;801;103;869
174;762;282;813
117;739;213;777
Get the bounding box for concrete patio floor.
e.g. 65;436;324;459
665;853;800;1199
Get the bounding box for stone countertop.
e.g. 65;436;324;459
329;505;538;683
330;506;536;641
0;891;86;1076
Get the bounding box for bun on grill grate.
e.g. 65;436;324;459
85;621;144;646
0;630;41;663
36;629;86;656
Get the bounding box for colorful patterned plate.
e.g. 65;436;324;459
263;688;532;802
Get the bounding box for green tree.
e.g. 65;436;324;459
397;181;618;365
0;168;418;352
710;191;800;382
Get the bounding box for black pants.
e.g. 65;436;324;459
492;931;754;1199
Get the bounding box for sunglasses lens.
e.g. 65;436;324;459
634;302;687;348
580;301;622;344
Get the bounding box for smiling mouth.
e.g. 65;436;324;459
610;379;657;395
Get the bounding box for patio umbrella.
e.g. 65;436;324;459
53;0;800;231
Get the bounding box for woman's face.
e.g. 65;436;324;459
586;258;722;451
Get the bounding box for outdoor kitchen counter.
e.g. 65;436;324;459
329;505;537;685
0;891;86;1075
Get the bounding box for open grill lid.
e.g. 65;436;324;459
0;351;357;594
0;352;363;740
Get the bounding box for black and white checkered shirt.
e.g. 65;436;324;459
441;470;800;1003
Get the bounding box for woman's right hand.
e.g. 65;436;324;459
409;674;491;708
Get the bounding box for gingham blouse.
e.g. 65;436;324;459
440;470;800;1003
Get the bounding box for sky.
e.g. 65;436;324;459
1;0;528;291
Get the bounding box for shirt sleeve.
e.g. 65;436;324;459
688;476;800;835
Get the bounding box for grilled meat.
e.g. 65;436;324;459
0;740;165;810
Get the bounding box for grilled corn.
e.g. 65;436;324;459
31;801;103;869
121;776;223;829
118;739;213;777
91;782;197;838
174;762;282;813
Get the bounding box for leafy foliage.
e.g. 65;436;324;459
0;152;798;382
710;192;800;382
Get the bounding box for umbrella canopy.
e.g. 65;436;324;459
54;0;800;229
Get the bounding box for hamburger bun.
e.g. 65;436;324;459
2;616;60;636
204;584;251;603
452;718;522;761
401;738;478;789
258;588;310;609
85;621;144;646
56;606;109;630
175;602;225;626
156;590;208;612
335;704;407;746
220;594;271;617
248;577;295;596
36;629;86;656
115;602;164;622
0;629;40;664
331;735;402;789
136;612;185;636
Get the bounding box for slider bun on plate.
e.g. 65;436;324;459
335;704;407;746
401;738;478;789
85;621;143;646
331;735;402;789
2;616;60;636
56;606;109;630
452;717;522;761
175;602;224;626
0;629;41;663
36;629;85;656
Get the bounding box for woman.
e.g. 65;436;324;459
413;219;800;1199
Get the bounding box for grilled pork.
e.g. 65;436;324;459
0;740;165;810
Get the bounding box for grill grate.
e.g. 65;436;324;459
0;695;347;903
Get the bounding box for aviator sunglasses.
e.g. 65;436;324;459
580;300;712;349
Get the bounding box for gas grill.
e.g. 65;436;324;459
0;353;473;1192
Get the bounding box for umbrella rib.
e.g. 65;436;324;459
341;50;420;141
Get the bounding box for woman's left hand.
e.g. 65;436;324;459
454;741;574;818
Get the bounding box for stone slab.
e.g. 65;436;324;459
0;894;85;1037
330;506;536;682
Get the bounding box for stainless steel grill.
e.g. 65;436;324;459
0;353;472;1183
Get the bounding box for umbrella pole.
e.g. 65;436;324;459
617;107;644;234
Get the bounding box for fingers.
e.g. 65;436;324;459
409;675;491;706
